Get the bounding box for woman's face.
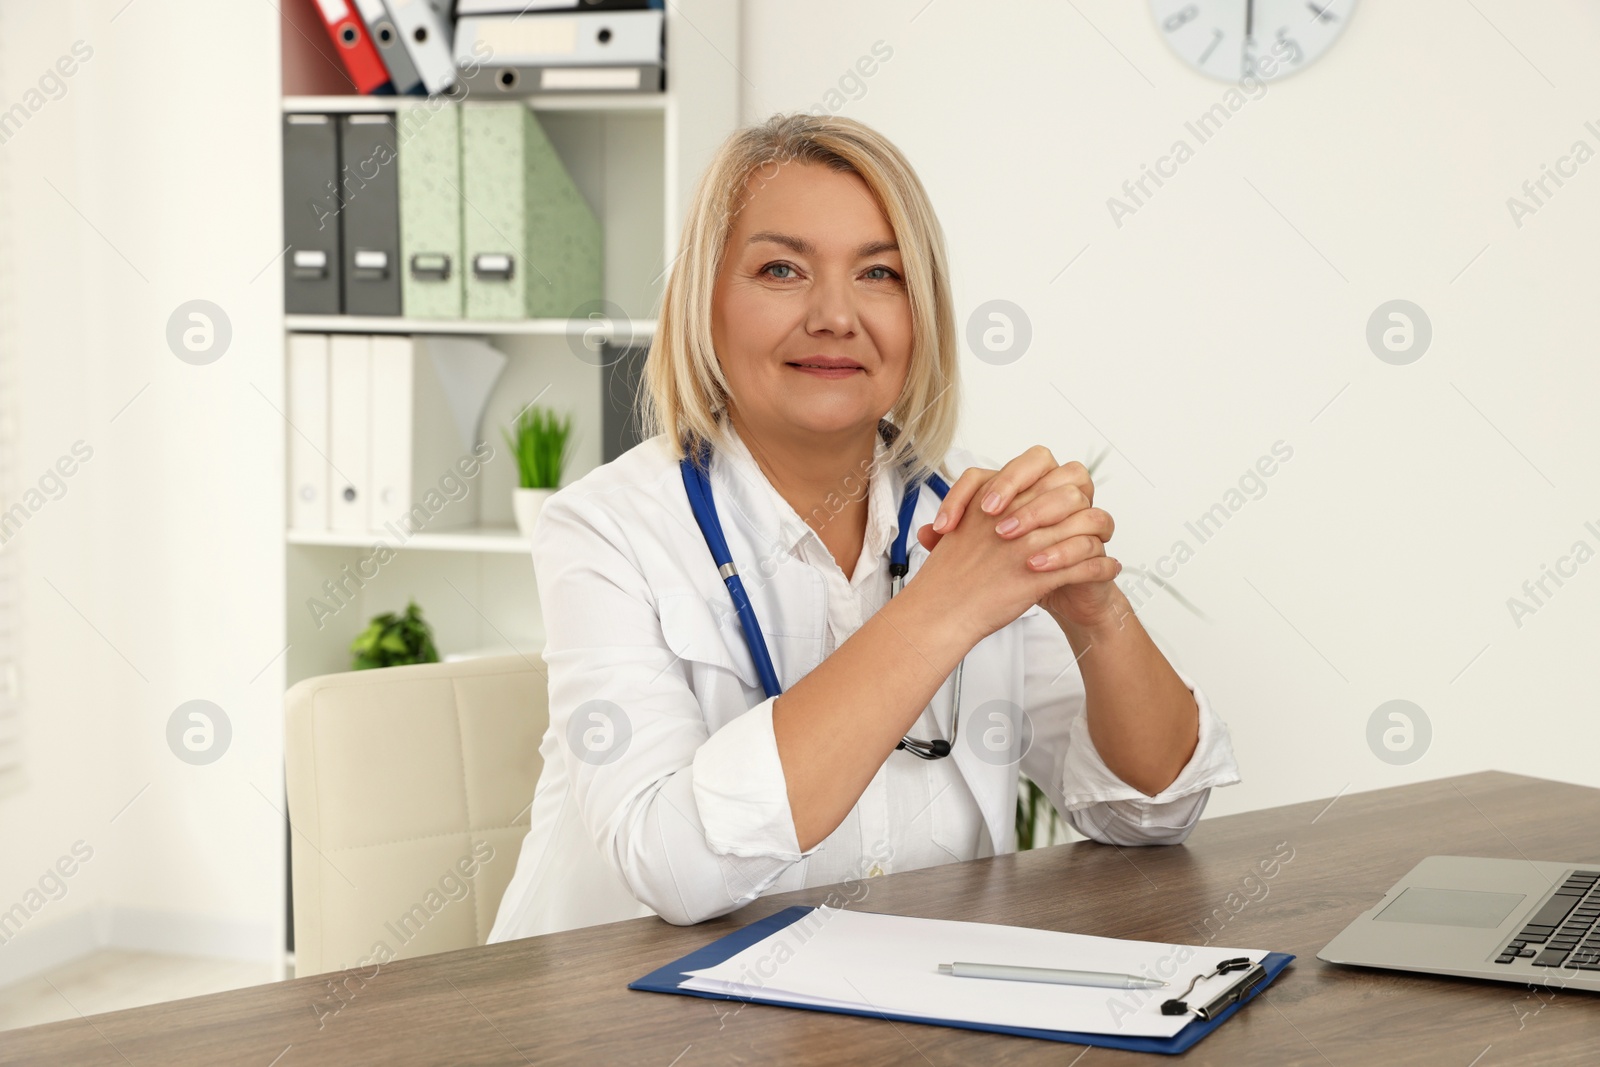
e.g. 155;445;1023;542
711;161;913;444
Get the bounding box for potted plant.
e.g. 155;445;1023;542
350;600;440;670
504;404;575;539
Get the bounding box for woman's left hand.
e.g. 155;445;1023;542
916;445;1118;629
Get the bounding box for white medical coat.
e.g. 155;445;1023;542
487;421;1241;941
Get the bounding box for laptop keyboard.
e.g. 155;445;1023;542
1497;869;1600;968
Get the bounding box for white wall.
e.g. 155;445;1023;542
741;0;1600;818
0;0;285;979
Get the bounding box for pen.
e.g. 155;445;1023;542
937;961;1167;990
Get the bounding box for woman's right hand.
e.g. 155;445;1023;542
907;447;1118;643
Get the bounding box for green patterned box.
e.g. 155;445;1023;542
461;103;602;320
397;100;463;319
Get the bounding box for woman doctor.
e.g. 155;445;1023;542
488;113;1239;941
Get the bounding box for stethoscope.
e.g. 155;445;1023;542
679;424;963;759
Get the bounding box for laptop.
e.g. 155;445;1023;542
1319;856;1600;990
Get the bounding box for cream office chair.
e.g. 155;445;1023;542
284;654;546;976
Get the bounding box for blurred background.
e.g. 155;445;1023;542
2;0;1598;1032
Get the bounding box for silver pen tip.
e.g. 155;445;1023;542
937;964;953;975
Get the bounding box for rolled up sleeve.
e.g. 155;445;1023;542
531;491;813;926
693;698;825;861
1015;606;1241;848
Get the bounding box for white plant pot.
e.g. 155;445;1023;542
513;488;557;540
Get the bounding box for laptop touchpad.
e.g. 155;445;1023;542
1374;887;1525;928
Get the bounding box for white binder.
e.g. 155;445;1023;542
456;10;663;65
287;333;331;532
454;0;649;12
368;335;508;535
453;10;664;93
327;334;372;533
380;0;456;95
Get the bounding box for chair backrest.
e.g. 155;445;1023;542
284;654;546;976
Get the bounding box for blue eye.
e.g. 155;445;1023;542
865;265;901;281
762;263;796;279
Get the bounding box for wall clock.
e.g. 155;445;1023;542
1149;0;1357;83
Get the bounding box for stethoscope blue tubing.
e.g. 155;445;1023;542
679;434;950;703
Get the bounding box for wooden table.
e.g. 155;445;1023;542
5;772;1597;1066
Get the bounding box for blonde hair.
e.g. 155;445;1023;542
638;112;960;486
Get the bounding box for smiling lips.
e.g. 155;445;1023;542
787;356;863;375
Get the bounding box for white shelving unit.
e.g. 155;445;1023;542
284;314;657;337
279;1;740;686
288;525;532;554
283;93;668;114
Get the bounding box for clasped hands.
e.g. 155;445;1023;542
915;445;1120;630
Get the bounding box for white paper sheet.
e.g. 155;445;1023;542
679;908;1267;1039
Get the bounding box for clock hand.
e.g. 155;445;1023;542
1241;0;1257;81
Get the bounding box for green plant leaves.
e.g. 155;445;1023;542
504;404;575;489
1015;775;1066;851
350;600;440;670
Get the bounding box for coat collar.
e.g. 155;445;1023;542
713;416;906;569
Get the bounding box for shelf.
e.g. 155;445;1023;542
282;94;667;114
288;525;533;554
284;315;657;339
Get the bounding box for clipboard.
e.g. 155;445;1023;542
628;906;1294;1054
